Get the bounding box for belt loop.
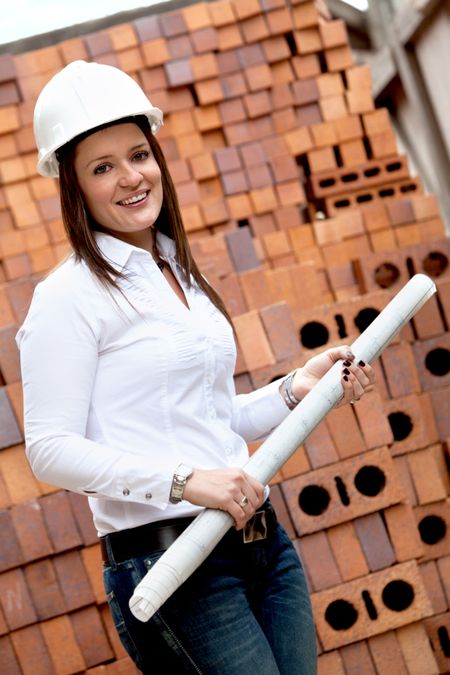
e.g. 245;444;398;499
104;536;118;571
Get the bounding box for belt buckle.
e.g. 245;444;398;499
243;509;267;544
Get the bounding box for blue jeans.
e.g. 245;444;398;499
103;522;317;674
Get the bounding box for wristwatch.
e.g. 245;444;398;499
169;463;193;503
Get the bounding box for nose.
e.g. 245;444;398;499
118;161;143;187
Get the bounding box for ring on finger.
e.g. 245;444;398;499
239;495;249;507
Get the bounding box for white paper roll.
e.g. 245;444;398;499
129;274;436;621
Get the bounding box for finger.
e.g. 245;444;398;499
327;345;356;364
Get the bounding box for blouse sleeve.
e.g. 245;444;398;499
230;377;291;443
16;275;172;510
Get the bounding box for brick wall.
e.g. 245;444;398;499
0;0;449;672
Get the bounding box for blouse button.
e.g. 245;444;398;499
122;488;130;496
145;492;152;500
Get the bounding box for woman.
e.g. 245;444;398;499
17;60;374;674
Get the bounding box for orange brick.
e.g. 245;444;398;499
30;246;57;274
396;622;439;675
209;0;236;26
292;53;321;79
284;126;314;155
293;27;322;54
0;134;17;159
241;14;270;43
292;1;319;28
308;146;337;173
227;193;253;220
407;446;448;505
59;38;88;64
191;52;218;80
316;72;344;97
193;104;221;131
108;23;138;50
41;615;85;674
0;445;41;502
183;3;212;30
244;63;273;91
233;310;275;370
339;138;367;167
318;651;346;675
0;106;20;134
231;0;260;20
370;228;397;252
249;186;278;214
275;181;305;207
217;23;243;50
362;108;392;135
384;503;424;562
195;77;224;104
319;19;348;48
117;47;144;73
368;631;408;675
319;95;347;121
369;129;398;158
328;521;369;581
310;121;338;147
10;201;41;229
141;38;170;67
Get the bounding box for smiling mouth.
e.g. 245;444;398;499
117;191;149;206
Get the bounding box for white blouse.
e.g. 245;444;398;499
16;231;290;536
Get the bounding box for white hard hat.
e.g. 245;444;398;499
34;60;163;177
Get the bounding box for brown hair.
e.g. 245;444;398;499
58;116;233;325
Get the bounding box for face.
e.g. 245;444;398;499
74;123;163;244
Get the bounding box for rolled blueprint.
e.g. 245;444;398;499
129;273;436;621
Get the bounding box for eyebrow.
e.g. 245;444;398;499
86;142;150;168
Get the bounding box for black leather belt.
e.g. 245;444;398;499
100;501;277;565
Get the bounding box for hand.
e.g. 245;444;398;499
183;467;265;530
291;345;375;406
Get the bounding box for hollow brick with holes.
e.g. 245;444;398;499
281;446;404;535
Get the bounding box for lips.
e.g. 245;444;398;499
117;190;149;206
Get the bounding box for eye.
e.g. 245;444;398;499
133;150;150;162
93;163;111;175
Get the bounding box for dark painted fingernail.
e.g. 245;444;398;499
358;360;366;367
346;351;354;359
343;375;349;381
343;368;350;375
343;360;351;367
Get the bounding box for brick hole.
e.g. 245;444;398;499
374;262;400;289
437;626;450;657
424;347;450;376
353;307;380;333
334;314;347;339
363;136;373;160
400;183;417;193
364;167;380;178
269;374;286;384
333;146;343;168
325;599;358;630
334;476;350;506
295;154;310;177
379;188;395;198
422;251;448;278
319;177;336;188
0;369;5;386
381;579;414;612
388;411;413;441
317;51;328;73
418;514;447;545
341;172;358;184
354;465;386;497
333;198;351;208
238;218;250;228
361;590;378;620
186;84;200;106
385;161;402;173
356;193;373;203
298;484;330;516
299;321;329;349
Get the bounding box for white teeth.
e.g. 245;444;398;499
119;191;147;205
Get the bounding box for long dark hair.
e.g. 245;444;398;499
57;116;233;326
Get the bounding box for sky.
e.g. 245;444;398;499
0;0;368;46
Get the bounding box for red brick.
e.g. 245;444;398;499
0;388;22;449
328;521;369;581
383;392;439;455
10;499;53;562
380;343;421;398
160;10;187;37
438;555;450;606
424;612;450;674
415;500;450;561
0;635;21;674
340;641;377;675
318;651;345;675
407;446;448;504
419;559;448;614
225;227;260;272
0;325;20;383
0;509;24;571
296;531;341;591
396;621;440;675
24;559;65;620
53;550;95;611
70;606;114;668
429;386;450;440
41;490;83;553
67;492;98;547
282;447;404;535
81;544;106;605
412;333;450;391
233;311;275;371
384;503;424;562
10;624;55;675
354;512;396;571
41;615;85;674
313;561;432;650
368;631;408;675
326;405;366;459
0;568;37;629
259;302;299;361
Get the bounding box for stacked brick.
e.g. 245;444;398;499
0;0;449;672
